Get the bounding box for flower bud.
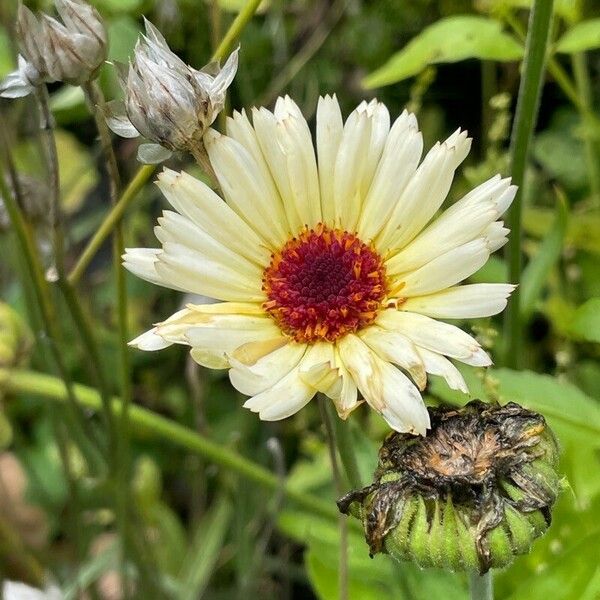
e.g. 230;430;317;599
105;20;238;163
0;0;107;98
338;401;561;574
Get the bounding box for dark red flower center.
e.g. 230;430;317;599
262;224;387;342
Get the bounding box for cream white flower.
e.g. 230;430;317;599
124;95;516;435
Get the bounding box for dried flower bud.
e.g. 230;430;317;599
105;20;238;164
339;401;561;574
0;0;107;98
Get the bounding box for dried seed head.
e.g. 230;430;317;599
338;400;561;573
0;0;107;97
104;20;238;163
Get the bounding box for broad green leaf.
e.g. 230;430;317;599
556;19;600;54
363;16;523;88
521;191;569;317
570;298;600;343
523;207;600;255
505;529;600;600
483;0;579;24
429;367;600;446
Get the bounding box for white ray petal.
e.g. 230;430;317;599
156;169;270;266
358;111;422;241
317;94;344;224
337;334;430;435
274;96;322;227
154;210;263;280
229;342;307;396
204;129;290;247
333;103;373;230
377;310;492;367
123;247;188;291
243;350;321;420
402;284;516;319
386;176;515;275
396;238;490;297
377;129;472;253
155;242;264;301
359;325;427;390
417;348;469;394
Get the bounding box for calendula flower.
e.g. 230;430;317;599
124;95;516;434
0;0;107;98
105;20;239;164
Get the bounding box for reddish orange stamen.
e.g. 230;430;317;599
262;224;388;343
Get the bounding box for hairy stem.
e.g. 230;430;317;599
504;0;554;368
470;571;493;600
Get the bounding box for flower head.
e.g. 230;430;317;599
105;20;239;164
338;401;561;573
124;95;516;434
0;0;107;97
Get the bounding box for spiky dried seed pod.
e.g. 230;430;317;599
0;0;107;98
338;400;561;574
104;20;238;164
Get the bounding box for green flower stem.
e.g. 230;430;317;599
332;415;363;490
318;397;349;600
211;0;262;62
2;368;343;524
572;52;600;206
67;164;155;285
504;0;555;369
0;165;104;471
470;571;493;600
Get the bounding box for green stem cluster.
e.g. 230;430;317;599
2;368;341;523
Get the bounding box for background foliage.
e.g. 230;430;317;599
1;0;600;598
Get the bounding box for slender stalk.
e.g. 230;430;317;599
332;417;362;490
68;164;155;285
83;78;133;599
211;0;262;62
571;52;600;206
0;163;105;471
504;0;554;368
2;368;346;524
318;397;348;600
470;571;493;600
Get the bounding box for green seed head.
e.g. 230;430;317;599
338;400;561;574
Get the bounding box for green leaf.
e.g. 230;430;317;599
556;19;600;54
570;298;600;343
521;190;569;317
178;496;233;600
429;367;600;446
363;16;523;88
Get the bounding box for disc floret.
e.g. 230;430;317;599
262;224;388;343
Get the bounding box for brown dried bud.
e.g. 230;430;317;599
338;401;561;573
0;0;107;98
